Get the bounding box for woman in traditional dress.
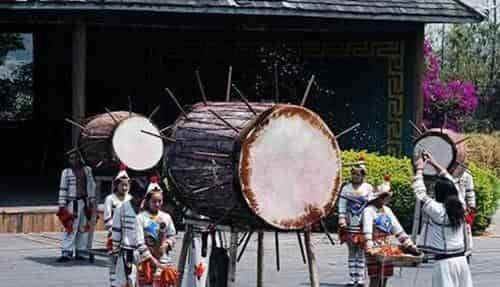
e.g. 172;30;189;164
338;156;374;286
104;164;132;251
363;175;419;287
136;176;177;287
413;151;473;287
110;177;157;287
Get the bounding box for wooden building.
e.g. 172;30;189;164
0;0;483;231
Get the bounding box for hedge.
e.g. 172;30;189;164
329;150;500;234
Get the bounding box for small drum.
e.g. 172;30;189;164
166;102;342;230
412;128;467;177
79;111;163;173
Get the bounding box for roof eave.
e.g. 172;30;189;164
0;2;485;24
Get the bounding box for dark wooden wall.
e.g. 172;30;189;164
0;18;423;206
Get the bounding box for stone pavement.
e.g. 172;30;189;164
1;232;499;287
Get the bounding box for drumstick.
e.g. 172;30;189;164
300;74;315;106
274;63;280;103
148;105;161;120
231;84;257;115
336;123;360;139
226;66;232;102
165;88;189;120
65;118;88;132
408;120;423;135
141;129;176;143
455;136;471;145
104;107;119;124
195;70;208;105
128;95;133;116
208;109;240;133
420;122;428;132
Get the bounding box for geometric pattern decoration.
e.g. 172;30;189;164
322;41;405;156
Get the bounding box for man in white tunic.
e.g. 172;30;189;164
57;151;96;262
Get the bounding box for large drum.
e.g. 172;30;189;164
79;111;164;173
412;128;467;177
166;102;342;230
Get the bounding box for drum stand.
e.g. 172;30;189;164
177;219;320;287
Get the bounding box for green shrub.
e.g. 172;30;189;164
338;150;415;232
329;150;500;235
466;133;500;178
469;162;500;233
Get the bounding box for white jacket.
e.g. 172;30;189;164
104;193;132;232
58;166;96;206
338;182;373;229
111;201;151;262
413;172;467;255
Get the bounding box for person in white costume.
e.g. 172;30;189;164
57;151;96;262
136;175;177;287
110;180;153;287
181;211;213;287
104;164;133;251
413;151;473;287
363;175;419;287
338;155;374;287
457;170;476;262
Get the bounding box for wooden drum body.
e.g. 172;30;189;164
166;102;342;230
79;111;163;173
412;128;467;177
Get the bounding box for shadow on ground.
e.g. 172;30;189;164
25;256;108;268
300;283;346;287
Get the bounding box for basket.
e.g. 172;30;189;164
372;247;424;267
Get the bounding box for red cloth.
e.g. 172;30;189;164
465;210;476;226
56;207;74;233
138;260;154;286
160;266;179;287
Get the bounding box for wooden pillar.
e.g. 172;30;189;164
227;230;239;287
257;231;264;287
72;22;87;146
304;230;319;287
414;24;425;126
411;25;425;242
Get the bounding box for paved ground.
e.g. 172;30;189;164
1;232;500;287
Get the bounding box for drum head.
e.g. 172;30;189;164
112;116;164;171
239;104;342;230
413;131;456;176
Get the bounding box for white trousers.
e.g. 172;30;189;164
182;232;213;287
110;250;137;287
432;256;473;287
61;199;88;256
347;242;365;283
